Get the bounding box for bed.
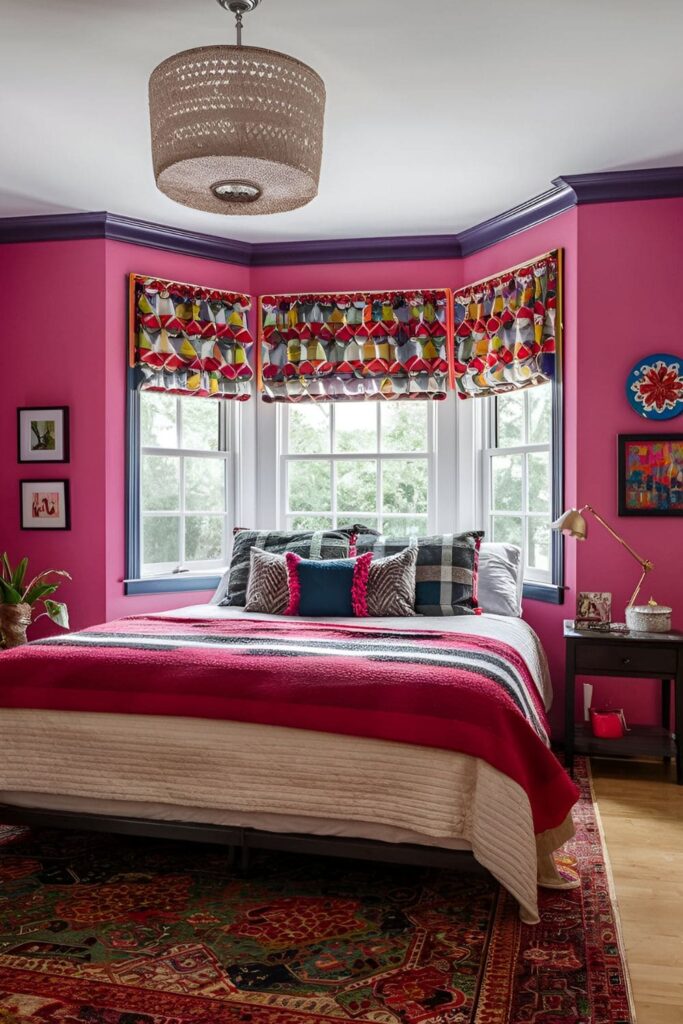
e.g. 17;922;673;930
0;604;578;925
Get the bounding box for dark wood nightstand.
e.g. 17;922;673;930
564;620;683;784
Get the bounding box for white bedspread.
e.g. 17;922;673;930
0;608;566;924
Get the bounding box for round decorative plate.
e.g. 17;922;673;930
626;352;683;420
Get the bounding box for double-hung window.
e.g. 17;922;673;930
127;392;234;591
280;402;434;537
483;382;562;597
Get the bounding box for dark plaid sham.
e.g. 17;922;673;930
355;531;483;616
217;526;377;608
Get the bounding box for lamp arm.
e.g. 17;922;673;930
581;505;654;608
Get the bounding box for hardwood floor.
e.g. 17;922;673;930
591;757;683;1024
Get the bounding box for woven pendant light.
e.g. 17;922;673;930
149;0;325;215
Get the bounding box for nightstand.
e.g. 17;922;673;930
564;620;683;784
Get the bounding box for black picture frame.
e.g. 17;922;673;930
20;479;71;530
17;406;70;463
618;433;683;516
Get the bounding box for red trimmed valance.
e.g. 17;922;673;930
130;274;254;399
258;289;454;402
453;252;559;398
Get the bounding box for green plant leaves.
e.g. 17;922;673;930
0;578;23;605
44;600;69;629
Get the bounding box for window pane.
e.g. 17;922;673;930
337;459;377;514
491;454;523;512
288;461;332;512
141;392;177;448
142;515;180;565
381;404;428;453
528;384;551;445
288;404;330;455
382;460;428;514
185;457;226;512
496;393;525;447
334;403;377;453
181;399;219;451
382;516;427;538
185;515;224;562
491;516;523;548
141;455;179;511
527;452;550;514
528;517;550;572
287;515;334;532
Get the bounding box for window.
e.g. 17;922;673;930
128;392;234;589
484;383;561;592
281;402;434;537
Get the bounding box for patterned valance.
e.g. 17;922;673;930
258;289;454;403
453;252;559;398
130;275;254;399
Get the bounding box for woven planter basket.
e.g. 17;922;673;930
0;603;32;649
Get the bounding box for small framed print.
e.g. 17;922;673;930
17;406;70;463
576;591;612;629
20;480;71;530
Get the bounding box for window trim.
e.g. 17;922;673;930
125;371;235;595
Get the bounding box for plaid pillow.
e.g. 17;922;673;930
216;526;376;607
356;532;483;616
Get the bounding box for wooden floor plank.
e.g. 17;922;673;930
591;757;683;1021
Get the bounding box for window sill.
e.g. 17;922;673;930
522;581;564;605
125;574;221;596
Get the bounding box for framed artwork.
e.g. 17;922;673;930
576;591;612;628
618;434;683;516
17;406;70;463
625;353;683;421
20;480;71;530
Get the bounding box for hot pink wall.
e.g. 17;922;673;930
572;199;683;724
0;240;108;634
251;258;465;296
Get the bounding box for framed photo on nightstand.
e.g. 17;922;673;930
17;406;70;463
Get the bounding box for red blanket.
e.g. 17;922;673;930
0;616;578;834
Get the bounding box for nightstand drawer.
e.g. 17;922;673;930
575;643;677;675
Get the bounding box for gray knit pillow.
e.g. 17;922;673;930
365;546;418;617
244;548;288;614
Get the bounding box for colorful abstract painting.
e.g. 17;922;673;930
619;434;683;515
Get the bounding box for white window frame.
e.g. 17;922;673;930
139;396;236;578
277;403;438;535
482;386;553;585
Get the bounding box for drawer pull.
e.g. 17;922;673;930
622;657;631;665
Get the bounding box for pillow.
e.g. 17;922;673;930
477;542;523;617
285;551;373;617
244;547;289;614
365;545;418;617
213;526;373;607
356;532;483;616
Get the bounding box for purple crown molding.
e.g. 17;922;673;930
456;183;575;258
250;234;462;266
1;166;683;266
556;166;683;205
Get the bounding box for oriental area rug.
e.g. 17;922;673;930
0;759;633;1024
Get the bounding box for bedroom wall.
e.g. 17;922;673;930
571;198;683;726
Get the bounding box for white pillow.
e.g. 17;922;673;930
478;542;523;617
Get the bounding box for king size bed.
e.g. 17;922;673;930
0;602;578;925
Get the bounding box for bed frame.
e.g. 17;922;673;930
0;803;485;876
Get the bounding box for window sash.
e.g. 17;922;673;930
137;397;235;578
280;404;436;534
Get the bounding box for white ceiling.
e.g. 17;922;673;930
2;0;683;242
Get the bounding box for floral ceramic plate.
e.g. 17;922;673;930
626;352;683;420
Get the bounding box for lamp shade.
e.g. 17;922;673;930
551;508;587;539
149;44;325;215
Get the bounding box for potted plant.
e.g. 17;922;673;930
0;553;71;649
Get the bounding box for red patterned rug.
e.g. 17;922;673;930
0;759;633;1023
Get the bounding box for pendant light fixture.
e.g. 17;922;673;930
149;0;326;215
